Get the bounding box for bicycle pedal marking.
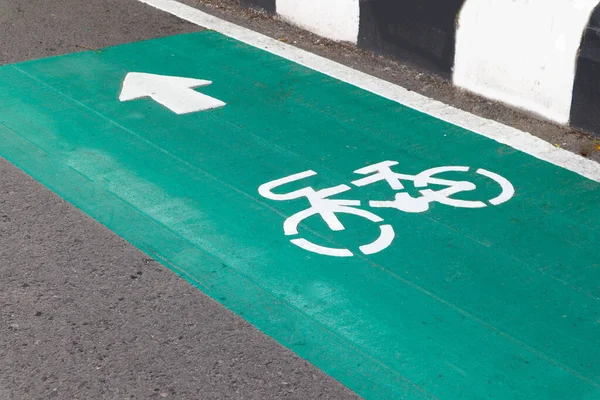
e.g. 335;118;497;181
258;160;515;257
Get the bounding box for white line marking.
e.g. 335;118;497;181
136;0;600;183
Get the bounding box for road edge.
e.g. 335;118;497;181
136;0;600;182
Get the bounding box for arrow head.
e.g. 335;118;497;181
119;72;226;114
119;72;212;101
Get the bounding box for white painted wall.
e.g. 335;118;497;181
454;0;598;124
276;0;360;44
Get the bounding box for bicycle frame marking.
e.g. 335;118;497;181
258;160;515;257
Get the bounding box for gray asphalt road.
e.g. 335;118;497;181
0;1;357;398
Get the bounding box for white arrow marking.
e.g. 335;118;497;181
119;72;226;114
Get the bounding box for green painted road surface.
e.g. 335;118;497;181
0;32;599;399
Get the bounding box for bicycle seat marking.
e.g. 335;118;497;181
258;160;515;257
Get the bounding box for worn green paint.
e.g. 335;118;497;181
0;32;599;399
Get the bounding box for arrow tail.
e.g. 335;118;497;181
153;91;226;115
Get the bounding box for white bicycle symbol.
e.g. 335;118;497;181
259;170;395;257
258;161;514;257
352;161;515;213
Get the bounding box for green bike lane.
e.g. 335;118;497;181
0;31;598;399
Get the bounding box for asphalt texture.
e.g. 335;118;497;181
0;1;357;398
